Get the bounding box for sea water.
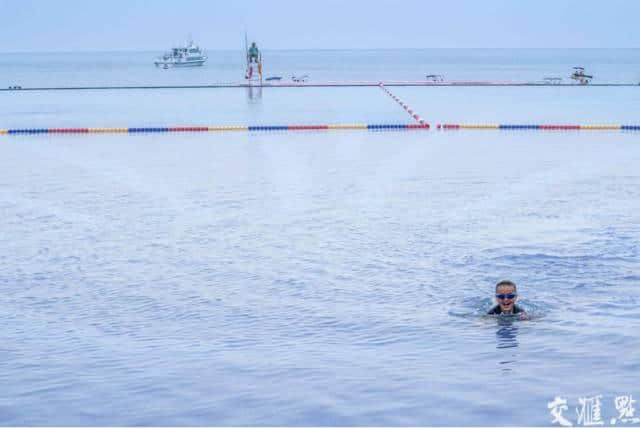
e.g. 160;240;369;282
1;49;640;426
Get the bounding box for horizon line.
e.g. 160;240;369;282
1;47;639;55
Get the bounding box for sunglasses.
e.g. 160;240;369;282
496;293;517;300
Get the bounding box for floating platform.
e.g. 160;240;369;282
2;80;639;92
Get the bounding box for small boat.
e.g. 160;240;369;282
291;75;308;82
155;40;207;68
426;74;444;82
570;66;592;85
265;76;282;81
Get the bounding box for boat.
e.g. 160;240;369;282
570;66;592;85
426;74;444;82
154;40;207;68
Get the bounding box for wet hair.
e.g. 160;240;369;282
495;280;517;292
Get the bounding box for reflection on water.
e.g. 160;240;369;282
496;317;519;371
246;86;262;102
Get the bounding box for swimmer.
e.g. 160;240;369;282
488;280;526;316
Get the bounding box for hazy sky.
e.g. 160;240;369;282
1;0;639;52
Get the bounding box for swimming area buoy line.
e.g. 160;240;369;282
0;124;429;135
3;123;640;136
437;124;640;130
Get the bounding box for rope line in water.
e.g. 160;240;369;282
0;123;430;135
378;84;428;126
437;124;640;130
3;123;640;136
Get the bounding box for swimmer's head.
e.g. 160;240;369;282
495;280;518;313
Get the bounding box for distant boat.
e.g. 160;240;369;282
265;76;282;81
155;40;207;68
570;66;592;85
426;74;444;82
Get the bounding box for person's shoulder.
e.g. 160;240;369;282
513;305;526;314
487;305;501;315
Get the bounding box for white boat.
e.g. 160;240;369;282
155;40;207;68
570;66;592;85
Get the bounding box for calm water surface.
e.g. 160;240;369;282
1;50;639;426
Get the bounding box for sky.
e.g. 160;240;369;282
1;0;639;52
